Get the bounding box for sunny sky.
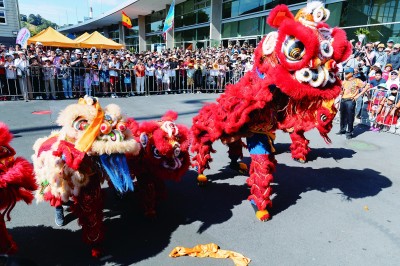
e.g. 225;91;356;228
19;0;121;27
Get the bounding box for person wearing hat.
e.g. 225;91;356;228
373;92;399;132
375;43;388;69
70;49;85;97
387;43;400;70
42;56;57;100
4;53;17;100
337;67;370;139
387;39;394;50
14;50;31;101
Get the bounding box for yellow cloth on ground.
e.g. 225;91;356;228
169;243;251;266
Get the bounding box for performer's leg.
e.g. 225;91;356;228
72;176;104;257
0;213;17;254
289;131;310;163
246;133;277;221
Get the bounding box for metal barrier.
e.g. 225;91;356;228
0;65;247;100
353;86;400;134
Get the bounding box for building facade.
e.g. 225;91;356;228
59;0;400;52
0;0;20;46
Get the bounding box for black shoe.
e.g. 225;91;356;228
346;134;353;140
336;131;346;135
55;206;64;226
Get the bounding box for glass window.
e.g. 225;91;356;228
0;0;4;8
222;1;239;19
197;6;210;23
197;26;209;41
222;21;238;39
183;0;194;14
182;13;196;26
238;0;263;16
238;17;261;37
0;10;4;24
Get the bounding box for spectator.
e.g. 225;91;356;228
134;60;145;96
387;43;400;70
14;51;30;102
145;59;155;94
363;42;375;70
99;53;110;97
382;63;393;81
375;43;388;68
60;58;72;99
369;69;386;87
386;70;399;89
108;54;120;98
387;39;394;51
42;57;56;100
4;54;17;100
70;49;84;97
337;67;369;139
155;64;163;95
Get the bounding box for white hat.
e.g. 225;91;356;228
373;62;381;68
74;49;82;54
125;54;131;57
17;51;24;54
36;42;43;46
42;57;50;61
388;95;396;101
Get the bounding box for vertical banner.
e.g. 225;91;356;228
162;0;175;41
16;27;31;48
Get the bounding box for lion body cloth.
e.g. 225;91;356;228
32;96;140;257
190;2;352;221
0;122;37;254
126;111;191;218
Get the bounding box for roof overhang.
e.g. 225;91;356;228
59;0;185;33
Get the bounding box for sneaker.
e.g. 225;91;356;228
55;206;64;226
389;126;396;133
346;134;352;139
369;126;375;131
336;131;346;135
372;127;380;132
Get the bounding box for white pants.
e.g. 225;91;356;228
136;76;145;94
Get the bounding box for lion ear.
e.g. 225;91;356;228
267;4;294;28
262;31;278;55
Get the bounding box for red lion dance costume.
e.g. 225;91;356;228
191;2;352;221
32;96;140;257
126;111;191;218
0;122;37;254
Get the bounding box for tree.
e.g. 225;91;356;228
20;14;27;22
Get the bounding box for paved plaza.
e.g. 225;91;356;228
1;94;399;266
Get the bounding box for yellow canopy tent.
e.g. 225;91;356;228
74;32;90;42
27;27;78;48
77;31;124;49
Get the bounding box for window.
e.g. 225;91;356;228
0;10;5;24
0;0;4;8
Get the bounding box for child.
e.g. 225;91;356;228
155;64;163;95
162;64;170;93
186;63;195;93
123;66;132;96
373;95;398;131
368;83;387;125
84;72;92;96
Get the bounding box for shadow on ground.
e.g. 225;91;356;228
7;147;392;265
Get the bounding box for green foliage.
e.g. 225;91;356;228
20;14;58;36
354;28;370;36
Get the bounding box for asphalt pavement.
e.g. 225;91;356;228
1;93;399;266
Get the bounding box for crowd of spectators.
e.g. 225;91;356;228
0;40;255;101
339;39;400;134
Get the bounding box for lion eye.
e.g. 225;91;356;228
282;36;306;62
73;117;89;131
152;146;161;159
320;114;327;122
